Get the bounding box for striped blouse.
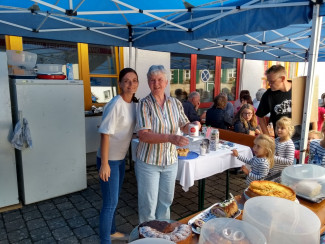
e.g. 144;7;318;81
237;155;270;185
269;138;295;174
308;139;325;167
136;93;189;166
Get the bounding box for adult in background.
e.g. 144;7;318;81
253;88;267;110
220;92;234;121
97;68;139;244
206;94;233;129
234;90;250;115
256;65;293;138
182;91;204;122
135;65;200;223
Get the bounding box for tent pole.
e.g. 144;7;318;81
299;3;322;163
239;44;247;91
129;42;132;68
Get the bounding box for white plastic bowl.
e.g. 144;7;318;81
36;64;63;74
243;196;320;244
6;50;37;69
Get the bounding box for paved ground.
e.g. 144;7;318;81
0;153;246;244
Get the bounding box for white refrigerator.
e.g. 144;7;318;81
9;78;87;204
0;52;19;208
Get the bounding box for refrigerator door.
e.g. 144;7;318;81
0;52;19;208
13;79;87;204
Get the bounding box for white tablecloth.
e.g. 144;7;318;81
131;139;253;192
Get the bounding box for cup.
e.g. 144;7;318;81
200;145;206;156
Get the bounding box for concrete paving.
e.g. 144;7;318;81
0;153;247;243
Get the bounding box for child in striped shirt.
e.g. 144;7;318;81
232;134;275;185
269;116;295;175
308;121;325;166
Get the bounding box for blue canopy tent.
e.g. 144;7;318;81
0;0;324;161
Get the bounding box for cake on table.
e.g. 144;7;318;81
245;180;296;201
210;197;239;218
138;220;192;244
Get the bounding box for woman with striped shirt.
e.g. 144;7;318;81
269;116;295;175
135;65;200;223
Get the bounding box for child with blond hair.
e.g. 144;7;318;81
232;134;275;185
309;122;325;166
295;130;323;163
269;117;295;175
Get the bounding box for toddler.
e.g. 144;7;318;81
232;134;275;185
308;121;325;166
269;117;295;175
295;130;323;163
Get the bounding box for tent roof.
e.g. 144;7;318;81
0;0;322;61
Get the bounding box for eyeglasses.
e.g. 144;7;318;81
243;112;253;116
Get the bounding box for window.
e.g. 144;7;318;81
220;57;237;102
23;38;79;79
196;55;216;103
170;53;191;101
88;44;119;105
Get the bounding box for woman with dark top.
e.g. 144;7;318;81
206;94;233;129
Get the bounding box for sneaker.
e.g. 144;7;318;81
110;232;129;241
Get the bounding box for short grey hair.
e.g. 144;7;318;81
256;88;267;101
147;65;169;81
188;91;200;100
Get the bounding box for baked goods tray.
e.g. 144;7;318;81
188;203;241;234
296;193;325;203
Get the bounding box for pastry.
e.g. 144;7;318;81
138;220;192;244
246;180;296;201
210;198;239;218
177;148;190;157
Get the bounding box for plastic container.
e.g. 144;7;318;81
36;64;63;74
198;218;266;244
281;164;325;200
129;239;175;244
243;196;320;244
6;50;37;69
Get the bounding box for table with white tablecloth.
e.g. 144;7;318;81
131;138;253;210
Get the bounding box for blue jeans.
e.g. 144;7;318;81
96;157;125;244
135;159;178;223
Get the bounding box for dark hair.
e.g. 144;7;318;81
239;90;250;100
241;94;253;105
119;67;138;82
265;65;286;75
213;95;227;109
119;68;139;103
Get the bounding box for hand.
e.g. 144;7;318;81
232;149;238;157
241;165;250;175
170;134;189;147
255;129;261;135
195;101;200;110
99;163;111;182
248;130;255;136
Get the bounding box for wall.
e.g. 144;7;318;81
124;48;171;100
240;59;265;100
297;62;325;98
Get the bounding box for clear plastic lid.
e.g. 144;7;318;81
243;196;320;244
281;164;325;199
198;218;266;244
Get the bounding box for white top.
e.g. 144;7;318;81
97;95;136;160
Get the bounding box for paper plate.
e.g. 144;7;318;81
178;151;199;160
